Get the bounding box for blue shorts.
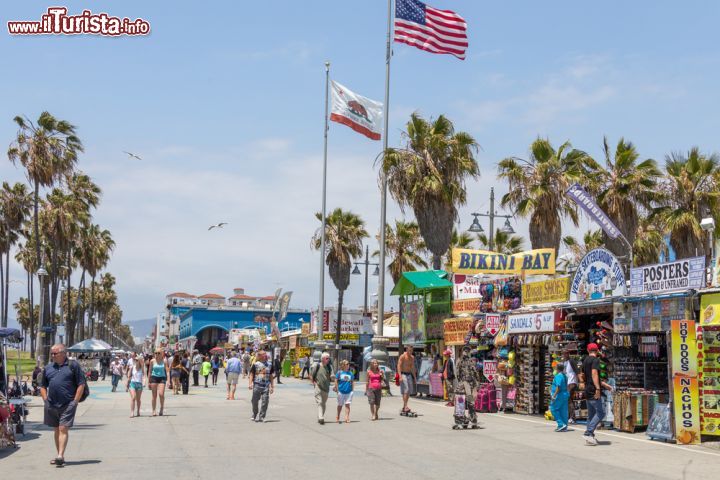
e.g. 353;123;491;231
129;381;143;391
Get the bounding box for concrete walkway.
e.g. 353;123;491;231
1;376;718;479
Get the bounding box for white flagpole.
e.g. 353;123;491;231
376;0;393;337
318;61;330;342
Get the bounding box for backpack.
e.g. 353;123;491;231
311;363;331;383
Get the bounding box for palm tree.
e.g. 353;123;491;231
8;112;82;357
312;208;368;359
13;298;39;351
498;138;589;253
374;220;428;284
76;224;114;338
633;217;668;266
477;229;525;255
0;182;32;327
14;239;38;356
562;230;604;265
583;137;661;259
444;229;474;270
381;113;480;269
656;148;720;259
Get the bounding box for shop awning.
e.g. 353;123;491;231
390;270;452;296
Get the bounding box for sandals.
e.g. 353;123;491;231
50;457;65;467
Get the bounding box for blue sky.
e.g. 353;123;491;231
1;1;719;323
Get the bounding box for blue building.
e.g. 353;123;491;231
178;306;310;352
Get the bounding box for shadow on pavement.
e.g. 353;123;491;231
71;424;106;430
0;446;20;459
64;459;102;466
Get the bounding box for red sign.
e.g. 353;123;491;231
483;360;498;382
485;314;501;336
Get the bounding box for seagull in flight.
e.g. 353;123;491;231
208;222;228;231
123;151;143;160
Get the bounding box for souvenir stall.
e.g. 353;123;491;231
391;270;452;397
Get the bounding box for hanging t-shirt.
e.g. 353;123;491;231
564;359;578;386
336;370;354;394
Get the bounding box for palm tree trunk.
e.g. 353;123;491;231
78;270;85;340
90;275;96;337
3;249;9;328
28;269;35;358
432;254;441;270
335;289;344;366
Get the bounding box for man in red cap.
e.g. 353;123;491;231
442;349;455;406
581;343;603;445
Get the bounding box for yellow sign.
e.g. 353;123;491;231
522;277;570;305
452;298;481;314
700;293;720;327
673;375;701;444
451;248;556;275
700;328;720;435
671;320;698;377
301;323;310;335
443;318;473;346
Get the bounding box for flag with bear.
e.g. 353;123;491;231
330;80;383;141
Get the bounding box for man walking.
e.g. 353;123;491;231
192;350;202;386
273;353;283;385
41;343;86;467
311;352;333;424
241;349;251;378
109;356;123;392
100;354;109;381
397;345;417;414
300;355;310;380
456;346;481;426
248;350;274;422
581;343;607;446
225;352;242;400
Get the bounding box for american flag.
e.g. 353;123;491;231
394;0;468;60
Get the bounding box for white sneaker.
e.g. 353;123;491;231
250;415;256;422
584;435;598;446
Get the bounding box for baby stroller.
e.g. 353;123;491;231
452;385;479;430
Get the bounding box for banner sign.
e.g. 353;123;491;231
507;310;559;334
452;274;482;300
699;327;720;435
443;317;473;346
566;183;621;239
452;297;482;314
673;375;701;444
700;293;720;327
451;248;556;275
483;360;497;382
522;277;570;305
325;312;373;335
402;299;426;345
630;257;704;295
569;248;626;302
485;314;501;336
671;320;698;377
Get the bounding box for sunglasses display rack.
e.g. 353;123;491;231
610;333;668;393
514;346;541;415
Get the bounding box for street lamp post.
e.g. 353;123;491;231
352;245;380;317
58;281;67;344
467;187;515;250
37;266;49;363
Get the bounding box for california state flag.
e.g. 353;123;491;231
330;80;383;141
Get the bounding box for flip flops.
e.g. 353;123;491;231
50;457;65;467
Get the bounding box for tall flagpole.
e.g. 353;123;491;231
318;61;330;345
376;0;393;337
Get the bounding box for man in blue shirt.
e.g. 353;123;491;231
41;343;86;467
225;352;243;400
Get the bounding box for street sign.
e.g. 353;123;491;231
41;325;55;333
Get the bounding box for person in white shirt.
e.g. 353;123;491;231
562;349;579;424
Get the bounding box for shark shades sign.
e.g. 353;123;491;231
451;248;555;275
566;183;622;239
569;248;626;302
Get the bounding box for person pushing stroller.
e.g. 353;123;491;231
453;346;481;429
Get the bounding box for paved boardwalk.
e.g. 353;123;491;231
1;376;718;479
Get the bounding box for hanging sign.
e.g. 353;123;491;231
483;360;497;382
671;320;698;377
506;310;559;334
452;274;482;300
673;375;701;445
700;293;720;327
566;183;622;239
451;248;556;275
485;314;501;336
452;298;482;314
402;299;426;345
569;248;626;302
629;257;704;295
443;317;473;346
522;277;570;305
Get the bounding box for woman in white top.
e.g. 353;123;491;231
127;354;145;418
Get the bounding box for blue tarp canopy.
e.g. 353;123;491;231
0;328;22;342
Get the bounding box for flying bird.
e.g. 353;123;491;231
123;151;143;160
208;222;228;231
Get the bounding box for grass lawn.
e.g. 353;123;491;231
4;349;37;378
